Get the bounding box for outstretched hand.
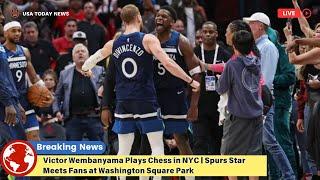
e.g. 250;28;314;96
283;23;293;41
81;70;93;77
190;80;200;92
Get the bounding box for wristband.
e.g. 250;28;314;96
205;63;209;71
101;106;110;110
188;79;194;85
82;49;104;71
35;79;45;87
189;66;201;76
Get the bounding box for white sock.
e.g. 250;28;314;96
118;133;135;180
146;131;164;180
147;131;164;155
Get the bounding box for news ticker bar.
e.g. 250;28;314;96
28;155;267;176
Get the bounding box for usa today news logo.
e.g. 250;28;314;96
11;8;69;18
22;11;69;17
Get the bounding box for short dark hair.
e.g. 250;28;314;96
229;20;251;34
84;1;96;9
229;20;260;57
232;30;254;55
202;21;217;30
159;6;177;22
64;18;77;26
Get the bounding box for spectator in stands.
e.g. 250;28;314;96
267;26;298;178
0;0;18;22
56;31;88;76
142;0;156;33
21;0;53;41
217;29;263;180
96;0;119;39
286;32;320;178
172;0;205;46
244;13;296;179
292;0;320;39
193;21;231;158
38;69;66;141
173;19;185;34
53;44;105;141
97;0;118;14
195;29;202;46
53;18;77;55
22;21;59;76
46;0;69;9
36;69;58;124
78;1;106;55
53;0;103;36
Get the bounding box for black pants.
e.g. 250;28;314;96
192;111;222;155
192;111;224;180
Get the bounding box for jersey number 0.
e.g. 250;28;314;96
121;58;138;78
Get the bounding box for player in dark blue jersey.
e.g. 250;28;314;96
82;4;199;180
0;43;27;141
0;9;26;142
153;6;202;157
3;21;53;141
153;8;201;179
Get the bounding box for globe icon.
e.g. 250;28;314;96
1;141;37;176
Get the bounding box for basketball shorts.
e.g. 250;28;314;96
112;101;164;134
157;88;189;135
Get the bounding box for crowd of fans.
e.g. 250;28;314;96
0;0;320;180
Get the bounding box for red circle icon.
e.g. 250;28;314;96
0;140;37;176
302;8;312;18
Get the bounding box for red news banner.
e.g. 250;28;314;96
277;8;311;18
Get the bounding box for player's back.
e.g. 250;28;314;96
112;32;156;102
6;45;28;95
154;31;187;90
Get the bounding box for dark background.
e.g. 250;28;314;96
198;0;320;43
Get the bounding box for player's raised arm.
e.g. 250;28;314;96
143;34;200;92
82;40;114;72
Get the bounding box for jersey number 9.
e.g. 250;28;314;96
16;70;23;82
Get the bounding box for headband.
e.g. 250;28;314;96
4;21;21;32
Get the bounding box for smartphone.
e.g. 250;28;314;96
308;74;318;81
286;18;292;27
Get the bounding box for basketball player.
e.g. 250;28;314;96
82;4;199;180
0;5;26;139
0;43;27;140
3;21;52;141
153;6;201;158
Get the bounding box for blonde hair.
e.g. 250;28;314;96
72;43;89;56
120;4;140;24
